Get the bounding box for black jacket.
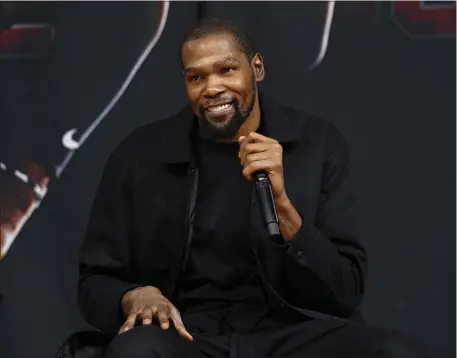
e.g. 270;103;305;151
78;95;367;334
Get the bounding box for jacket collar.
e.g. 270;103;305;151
160;92;301;163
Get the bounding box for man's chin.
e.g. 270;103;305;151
198;104;246;140
200;119;239;140
204;111;233;125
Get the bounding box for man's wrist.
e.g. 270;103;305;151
274;194;303;241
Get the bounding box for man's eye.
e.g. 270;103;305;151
189;75;202;82
221;67;235;74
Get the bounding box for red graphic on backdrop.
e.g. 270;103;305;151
0;25;54;57
392;1;456;38
0;2;54;57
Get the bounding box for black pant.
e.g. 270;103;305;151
104;317;426;358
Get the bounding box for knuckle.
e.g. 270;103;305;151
139;306;149;313
162;298;173;306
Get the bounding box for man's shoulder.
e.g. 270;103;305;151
278;102;347;150
112;104;193;158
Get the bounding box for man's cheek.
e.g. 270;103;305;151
225;76;245;91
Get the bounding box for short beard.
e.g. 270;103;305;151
198;77;257;141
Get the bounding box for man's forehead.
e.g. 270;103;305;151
185;32;238;53
182;33;245;66
183;54;242;73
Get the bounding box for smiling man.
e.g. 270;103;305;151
78;18;426;358
182;32;260;141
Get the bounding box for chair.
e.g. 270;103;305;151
55;330;113;358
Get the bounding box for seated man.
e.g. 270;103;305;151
78;18;426;358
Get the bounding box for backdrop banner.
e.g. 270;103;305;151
0;2;455;357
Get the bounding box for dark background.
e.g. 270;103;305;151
0;1;455;357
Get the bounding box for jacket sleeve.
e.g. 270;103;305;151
259;127;367;318
77;146;143;334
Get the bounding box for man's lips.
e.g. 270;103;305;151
204;100;233;109
204;101;234;117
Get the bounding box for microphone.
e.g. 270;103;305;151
253;171;281;238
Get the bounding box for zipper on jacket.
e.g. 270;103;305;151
181;156;199;271
169;157;199;301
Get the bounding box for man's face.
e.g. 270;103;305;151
181;33;262;140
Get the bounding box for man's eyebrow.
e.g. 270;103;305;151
183;66;198;74
215;57;241;66
183;57;241;74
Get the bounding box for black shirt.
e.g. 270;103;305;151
176;133;277;333
177;136;265;306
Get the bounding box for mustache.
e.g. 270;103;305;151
200;97;236;108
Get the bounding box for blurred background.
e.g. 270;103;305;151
0;1;455;357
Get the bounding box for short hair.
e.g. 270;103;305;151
180;17;257;62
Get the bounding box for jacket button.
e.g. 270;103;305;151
297;250;304;258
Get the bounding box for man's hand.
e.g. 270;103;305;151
239;132;302;241
119;286;193;341
238;132;287;203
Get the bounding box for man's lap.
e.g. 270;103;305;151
104;318;426;358
104;325;205;358
243;318;426;357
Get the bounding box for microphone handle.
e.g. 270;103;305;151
253;171;280;237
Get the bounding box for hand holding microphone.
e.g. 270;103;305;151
238;132;288;239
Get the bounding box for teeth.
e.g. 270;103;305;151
207;103;231;112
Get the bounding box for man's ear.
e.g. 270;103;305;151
251;53;265;82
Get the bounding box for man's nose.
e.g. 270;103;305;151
203;75;226;98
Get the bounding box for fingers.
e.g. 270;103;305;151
141;306;153;326
118;298;191;343
242;159;274;181
119;312;138;334
240;131;275;144
170;307;193;342
239;143;270;162
157;310;170;329
239;133;275;150
238;133;280;163
241;151;271;167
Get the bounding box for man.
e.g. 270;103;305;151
78;18;425;357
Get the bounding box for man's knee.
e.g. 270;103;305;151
104;325;177;358
376;332;427;358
